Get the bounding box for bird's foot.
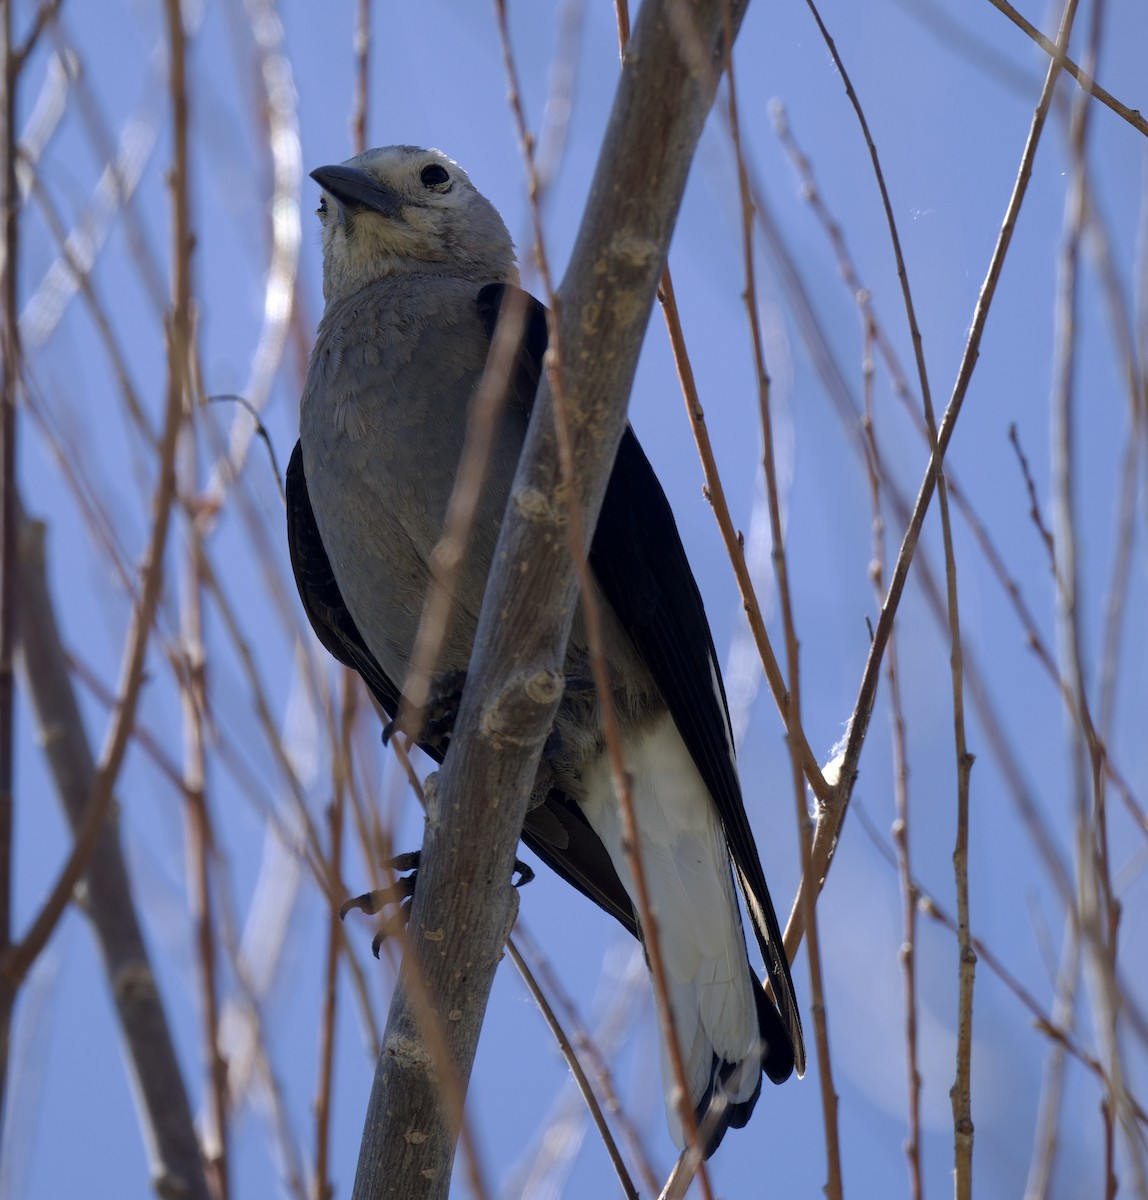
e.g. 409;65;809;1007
340;849;535;957
339;851;421;956
511;858;535;889
381;669;468;751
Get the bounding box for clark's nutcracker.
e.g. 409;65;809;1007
287;145;804;1156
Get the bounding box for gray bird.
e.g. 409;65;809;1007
287;145;804;1156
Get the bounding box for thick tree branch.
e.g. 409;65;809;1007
17;519;210;1200
350;1;750;1196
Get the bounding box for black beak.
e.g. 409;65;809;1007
310;165;403;219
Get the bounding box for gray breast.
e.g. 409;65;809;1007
299;275;524;685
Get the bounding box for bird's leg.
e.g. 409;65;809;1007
526;676;593;808
563;675;596;696
339;851;421;956
421;666;468;745
381;667;469;751
340;849;535;958
339;850;421;918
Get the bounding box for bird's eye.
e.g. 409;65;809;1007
317;195;328;218
420;163;451;190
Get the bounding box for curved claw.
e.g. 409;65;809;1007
380;670;470;751
340;891;380;920
339;851;421;926
371;896;414;957
344;849;532;956
386;850;421;873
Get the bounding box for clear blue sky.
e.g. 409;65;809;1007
7;1;1147;1197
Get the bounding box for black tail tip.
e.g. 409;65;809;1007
688;976;799;1158
754;970;798;1084
693;1054;763;1159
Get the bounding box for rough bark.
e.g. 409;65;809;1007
350;1;751;1196
17;520;211;1200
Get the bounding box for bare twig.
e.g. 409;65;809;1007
946;476;976;1200
351;0;370;155
763;96;1080;938
657;270;831;804
781;5;978;1186
1008;424;1059;575
783;0;1082;959
181;475;230;1200
0;0;20;1128
861;328;922;1199
313;674;353;1200
505;937;638;1200
1051;1;1147;1190
162;5;231;1198
511;924;662;1194
985;0;1148;139
722;1;841;1191
202;0;301;513
13;0;64;69
1025;926;1080;1198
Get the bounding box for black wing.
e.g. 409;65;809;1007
589;429;803;1079
479;282;804;1079
287;440;404;718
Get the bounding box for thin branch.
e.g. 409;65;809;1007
511;923;663;1193
657;271;831;804
1008;424;1059;575
505;937;638;1200
722;1;841;1191
13;0;64;70
202;0;301;514
313;671;353;1200
763;97;1081;925
861;326;922;1199
1051;1;1147;1190
783;8;978;1187
180;466;230;1200
1024;926;1080;1199
783;0;1081;959
0;0;21;1129
985;0;1148;139
351;0;370;155
165;4;229;1197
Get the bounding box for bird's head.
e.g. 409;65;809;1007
310;145;517;302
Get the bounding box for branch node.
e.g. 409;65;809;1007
481;669;563;745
